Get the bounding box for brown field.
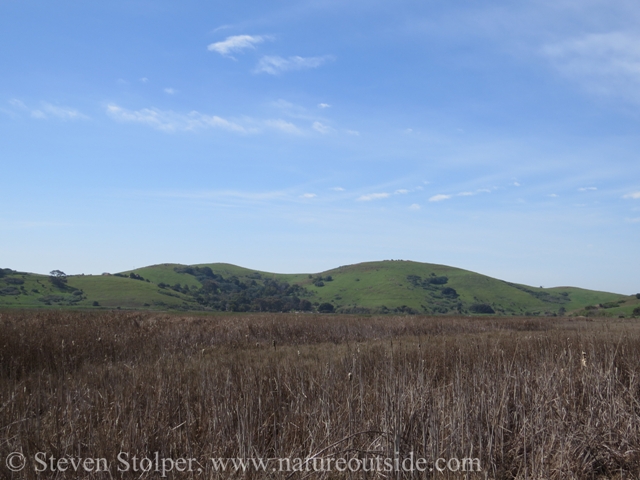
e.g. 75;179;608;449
1;311;640;479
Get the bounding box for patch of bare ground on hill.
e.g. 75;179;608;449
1;311;640;479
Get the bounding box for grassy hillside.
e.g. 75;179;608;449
0;262;635;316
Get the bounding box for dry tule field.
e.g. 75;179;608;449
1;311;640;478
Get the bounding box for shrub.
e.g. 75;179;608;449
49;275;67;289
92;301;100;307
318;302;335;313
470;303;495;314
0;287;20;296
299;299;312;311
636;293;640;300
633;306;640;317
441;287;458;298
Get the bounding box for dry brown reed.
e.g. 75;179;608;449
1;311;639;479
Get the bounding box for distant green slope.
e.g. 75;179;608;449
0;262;636;316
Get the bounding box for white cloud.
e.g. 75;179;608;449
542;32;640;101
312;121;331;134
331;187;345;191
513;181;521;187
346;130;360;136
578;187;597;191
164;88;176;95
8;98;27;109
548;193;559;198
318;103;331;109
254;55;334;75
42;103;88;120
208;35;267;57
357;193;390;201
264;119;302;135
107;104;305;136
9;99;88;120
458;191;474;196
395;189;409;194
409;204;421;210
300;193;317;199
139;77;149;83
624;191;640;199
429;194;451;202
106;104;245;133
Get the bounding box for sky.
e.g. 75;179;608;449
1;0;639;294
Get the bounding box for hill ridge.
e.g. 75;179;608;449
0;261;637;316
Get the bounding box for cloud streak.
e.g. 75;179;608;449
429;194;451;202
106;104;309;135
106;104;246;133
357;193;390;201
254;55;334;75
9;99;88;120
542;32;640;101
208;35;267;57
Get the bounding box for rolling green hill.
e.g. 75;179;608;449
0;261;637;316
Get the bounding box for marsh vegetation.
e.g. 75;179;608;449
1;311;639;478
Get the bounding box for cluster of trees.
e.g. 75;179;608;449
407;274;449;288
173;267;324;313
470;303;496;314
48;270;68;289
0;273;24;297
0;268;17;278
310;275;333;287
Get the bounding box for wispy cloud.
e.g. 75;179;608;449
429;194;452;202
312;121;331;134
331;187;345;192
164;88;176;95
208;35;267;57
300;193;317;199
624;191;640;199
254;55;334;75
42;103;88;120
357;192;390;201
106;104;306;135
346;130;360;136
264;119;302;135
106;104;246;133
409;204;421;210
318;103;330;109
542;32;640;101
430;188;491;202
578;187;597;191
395;189;409;194
8;99;88;120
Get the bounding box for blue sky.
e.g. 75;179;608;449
2;0;639;293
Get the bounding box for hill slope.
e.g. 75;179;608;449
0;262;636;316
